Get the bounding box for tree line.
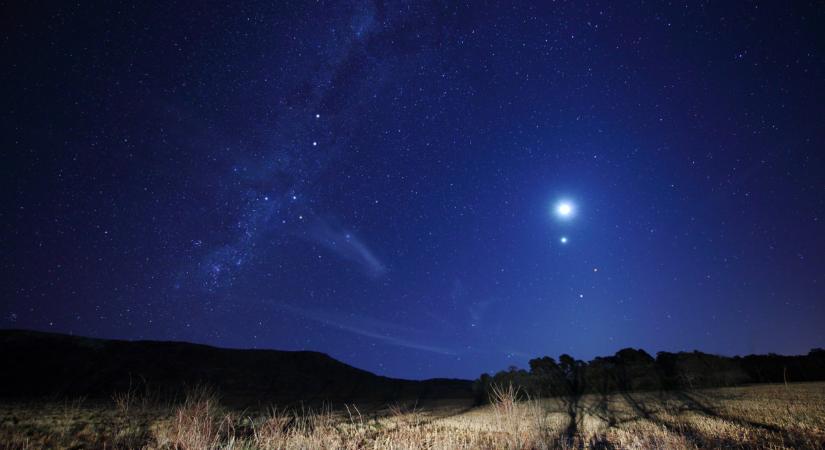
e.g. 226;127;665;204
474;348;825;402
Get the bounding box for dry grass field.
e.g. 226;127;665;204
1;382;824;449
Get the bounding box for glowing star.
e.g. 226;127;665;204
560;236;568;244
555;200;575;219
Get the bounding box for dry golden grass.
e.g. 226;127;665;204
1;382;824;449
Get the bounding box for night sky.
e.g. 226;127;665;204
3;1;824;380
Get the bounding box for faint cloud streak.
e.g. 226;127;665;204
307;218;386;277
276;304;455;356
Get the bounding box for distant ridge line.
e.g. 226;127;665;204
0;329;474;404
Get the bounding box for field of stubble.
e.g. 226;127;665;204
2;382;824;449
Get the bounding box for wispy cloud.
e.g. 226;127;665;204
469;298;497;329
276;304;456;355
306;218;386;277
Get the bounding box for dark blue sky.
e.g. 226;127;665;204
3;1;824;379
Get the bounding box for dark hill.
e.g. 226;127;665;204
0;329;472;405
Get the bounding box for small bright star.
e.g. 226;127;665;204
560;236;568;244
312;141;317;146
315;114;320;118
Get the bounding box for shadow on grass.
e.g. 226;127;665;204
607;389;810;449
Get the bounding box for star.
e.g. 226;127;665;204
560;236;568;244
555;200;575;219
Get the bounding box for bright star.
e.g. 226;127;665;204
560;236;568;244
555;200;575;219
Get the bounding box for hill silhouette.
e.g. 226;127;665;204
0;329;472;405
